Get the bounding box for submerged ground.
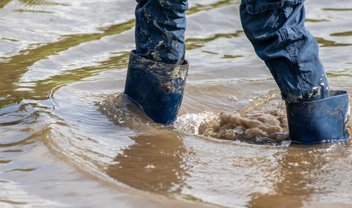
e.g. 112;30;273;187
0;0;352;207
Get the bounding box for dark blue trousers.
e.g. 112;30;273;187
133;0;329;103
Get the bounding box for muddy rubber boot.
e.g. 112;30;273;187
287;90;350;144
124;51;188;125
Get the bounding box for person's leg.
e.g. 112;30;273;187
240;0;349;144
135;0;187;64
124;0;189;124
240;0;328;102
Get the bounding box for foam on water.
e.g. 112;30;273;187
174;111;218;134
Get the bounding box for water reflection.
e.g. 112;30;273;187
0;0;11;8
248;145;334;208
186;31;243;50
331;31;352;37
106;131;190;194
316;37;352;47
0;19;134;96
18;0;68;6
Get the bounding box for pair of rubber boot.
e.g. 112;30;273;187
124;51;350;144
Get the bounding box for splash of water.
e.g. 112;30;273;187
97;93;158;131
176;110;289;145
176;90;290;145
99;92;290;145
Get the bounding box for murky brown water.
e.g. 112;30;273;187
1;0;352;207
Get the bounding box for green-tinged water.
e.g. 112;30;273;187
0;0;352;207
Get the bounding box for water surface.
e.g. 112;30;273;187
0;0;352;207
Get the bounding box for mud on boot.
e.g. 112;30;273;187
124;50;188;125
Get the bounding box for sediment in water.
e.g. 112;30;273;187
197;110;289;145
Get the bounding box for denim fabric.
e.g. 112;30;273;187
240;0;329;102
135;0;188;64
134;0;329;103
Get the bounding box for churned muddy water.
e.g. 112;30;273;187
1;0;352;207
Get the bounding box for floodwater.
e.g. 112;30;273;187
0;0;352;207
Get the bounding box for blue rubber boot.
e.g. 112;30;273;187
287;90;350;144
124;50;188;125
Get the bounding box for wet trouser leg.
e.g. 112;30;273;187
124;0;189;124
135;0;188;64
240;0;328;102
240;0;349;144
